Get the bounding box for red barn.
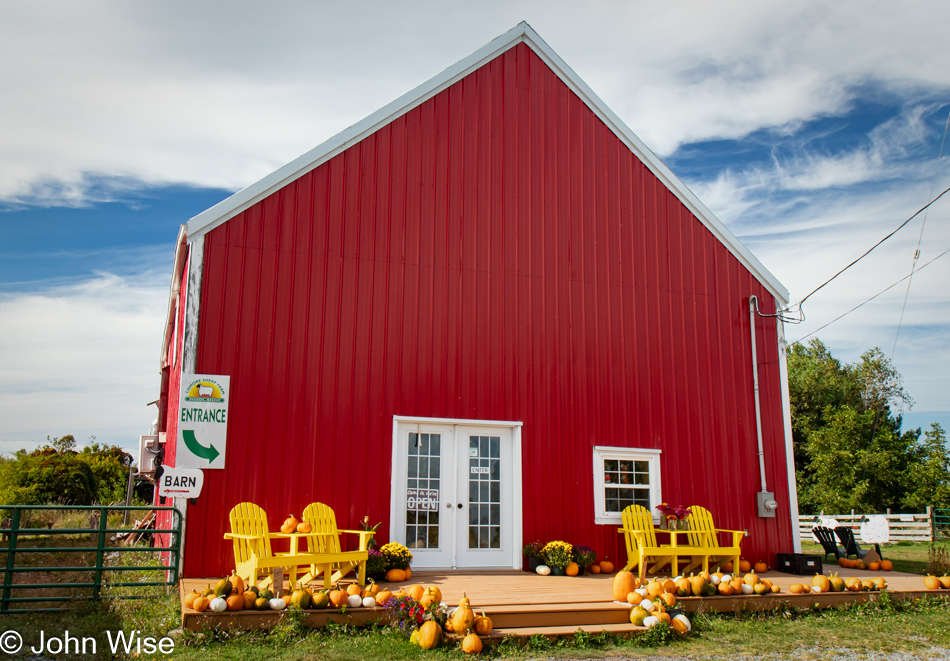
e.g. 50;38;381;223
157;23;801;578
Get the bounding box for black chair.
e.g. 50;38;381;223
812;526;844;561
834;526;869;559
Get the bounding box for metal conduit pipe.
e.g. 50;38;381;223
749;295;778;517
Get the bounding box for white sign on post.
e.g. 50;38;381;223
158;465;205;498
177;374;230;469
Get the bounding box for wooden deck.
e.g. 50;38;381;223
180;567;944;638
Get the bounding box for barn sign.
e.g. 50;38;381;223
158;465;204;499
176;374;230;469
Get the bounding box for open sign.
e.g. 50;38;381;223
406;489;439;512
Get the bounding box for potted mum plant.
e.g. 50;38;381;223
572;545;597;575
541;540;573;576
523;540;545;572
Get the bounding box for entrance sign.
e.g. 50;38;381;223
158;465;204;498
177;374;230;469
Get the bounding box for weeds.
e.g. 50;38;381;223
928;543;950;575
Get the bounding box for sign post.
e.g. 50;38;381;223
177;374;230;469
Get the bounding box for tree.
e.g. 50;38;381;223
0;436;132;506
902;424;950;511
788;339;930;513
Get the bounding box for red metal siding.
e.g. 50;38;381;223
184;43;792;577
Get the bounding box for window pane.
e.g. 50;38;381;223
428;525;439;548
430;435;440;455
490;436;499;458
420;433;430;455
469;505;478;525
408;456;417;478
408;433;418;455
490;481;499;503
604;459;618;472
419;457;429;477
490;527;500;549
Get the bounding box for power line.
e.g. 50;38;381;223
890;105;950;359
791;246;950;345
793;184;950;311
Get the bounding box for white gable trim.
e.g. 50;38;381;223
186;21;788;304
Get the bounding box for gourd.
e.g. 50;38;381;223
416;621;442;650
311;592;330;609
213;577;233;598
671;614;692;634
281;515;300;534
452;594;475;634
192;596;210;612
474;610;493;635
361;580;381;599
254;597;270;610
811;573;831;593
291;586;312;609
407;584;425;601
209;597;228;613
229;571;245;596
461;632;482;655
419;586;440;608
269;597;287;610
296;521;313;533
629;606;648;625
535;564;551;576
612;570;639;601
347;594;362;608
243;591;258;609
642;615;660;628
361;596;376;608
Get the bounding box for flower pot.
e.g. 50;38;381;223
526;556;543;573
575;564;586;576
550;566;565;576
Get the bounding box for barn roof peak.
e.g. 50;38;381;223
186;21;788;304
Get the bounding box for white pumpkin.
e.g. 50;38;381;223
811;586;822;594
741;584;754;595
709;574;721;585
347;594;362;608
536;564;551;576
362;596;377;608
269;597;287;610
209;597;228;613
641;599;655;612
635;587;649;596
642;615;660;628
721;574;732;582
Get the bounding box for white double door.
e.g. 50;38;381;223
391;420;520;569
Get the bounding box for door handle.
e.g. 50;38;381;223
457;503;463;509
445;503;452;509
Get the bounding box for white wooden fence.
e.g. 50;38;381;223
798;507;934;542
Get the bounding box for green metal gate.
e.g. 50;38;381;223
935;508;950;540
0;505;182;613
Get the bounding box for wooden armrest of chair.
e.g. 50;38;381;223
224;532;266;540
339;529;376;551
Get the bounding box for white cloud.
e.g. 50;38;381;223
0;271;167;454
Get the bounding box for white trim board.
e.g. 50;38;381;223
185;21;788;305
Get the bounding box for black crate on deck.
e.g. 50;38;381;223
776;553;822;575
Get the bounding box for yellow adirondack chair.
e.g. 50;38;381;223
298;502;375;589
683;505;744;573
617;504;707;580
224;502;297;586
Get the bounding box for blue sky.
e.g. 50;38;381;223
1;1;948;457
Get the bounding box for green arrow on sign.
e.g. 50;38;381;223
182;429;220;463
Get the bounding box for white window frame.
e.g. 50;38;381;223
592;446;662;525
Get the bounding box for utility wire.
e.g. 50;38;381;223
890;106;950;359
792;245;950;345
793;184;950;311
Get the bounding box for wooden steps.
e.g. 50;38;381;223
487;601;633;629
492;622;644;640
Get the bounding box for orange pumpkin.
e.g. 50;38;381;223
789;584;804;594
184;590;200;609
599;558;615;573
329;588;348;608
753;561;767;574
346;583;362;597
375;589;393;606
386;568;407;582
229;571;245;596
589;564;601;574
738;559;752;573
474;610;493;635
880;560;893;571
612;570;639;601
193;595;210;612
722;561;733;573
461;632;482;655
924;575;941;590
405;566;412;579
296;521;313;533
407;584;425;601
565;562;579;576
281;515;300;534
226;593;244;611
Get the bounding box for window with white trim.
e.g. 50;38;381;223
592;447;662;524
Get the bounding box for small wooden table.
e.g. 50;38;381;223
269;531;335;588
